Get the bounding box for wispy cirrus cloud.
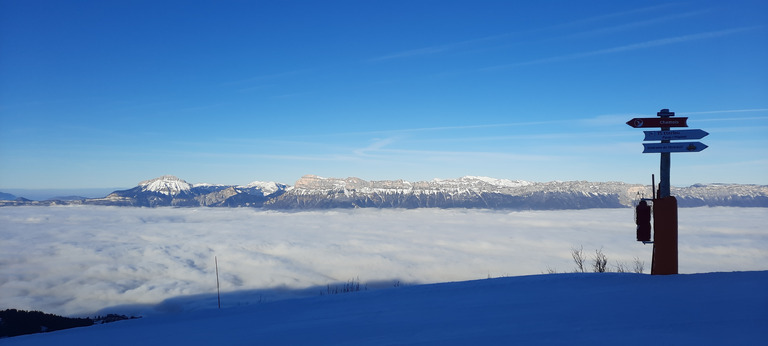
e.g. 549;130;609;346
546;3;679;31
219;69;313;87
563;10;710;39
678;108;768;115
355;147;560;162
676;109;768;123
352;137;397;156
368;33;514;62
297;120;572;138
367;3;683;63
482;26;760;70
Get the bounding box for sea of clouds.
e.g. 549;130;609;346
1;206;766;317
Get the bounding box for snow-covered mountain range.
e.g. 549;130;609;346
1;175;767;209
75;175;288;207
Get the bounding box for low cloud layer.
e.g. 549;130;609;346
1;206;765;316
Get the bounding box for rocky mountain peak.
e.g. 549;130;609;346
294;175;324;188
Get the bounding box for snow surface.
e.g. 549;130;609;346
3;271;767;345
190;183;225;188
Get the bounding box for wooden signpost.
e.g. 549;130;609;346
626;109;708;275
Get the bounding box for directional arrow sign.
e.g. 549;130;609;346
642;142;708;153
643;129;709;141
626;117;688;128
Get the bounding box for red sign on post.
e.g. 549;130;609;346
625;117;688;128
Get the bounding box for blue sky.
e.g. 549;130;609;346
1;0;766;189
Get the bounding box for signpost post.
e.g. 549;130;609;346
626;109;708;275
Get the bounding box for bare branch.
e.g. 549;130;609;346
633;256;645;274
571;245;586;273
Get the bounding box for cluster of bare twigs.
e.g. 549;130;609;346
547;246;644;274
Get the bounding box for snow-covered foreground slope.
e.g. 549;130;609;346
5;271;767;345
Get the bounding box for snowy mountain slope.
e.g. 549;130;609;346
4;271;766;345
137;175;191;196
238;181;286;196
73;176;288;207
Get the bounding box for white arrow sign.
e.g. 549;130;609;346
642;142;708;153
643;129;709;141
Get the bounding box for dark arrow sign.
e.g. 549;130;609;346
626;117;688;128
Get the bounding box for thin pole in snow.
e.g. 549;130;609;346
215;256;221;309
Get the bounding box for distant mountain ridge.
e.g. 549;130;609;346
1;175;767;209
0;192;17;200
84;176;288;208
265;175;768;209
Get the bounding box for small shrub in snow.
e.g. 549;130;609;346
592;247;608;273
323;278;367;295
551;246;646;275
633;256;645;274
571;246;586;273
